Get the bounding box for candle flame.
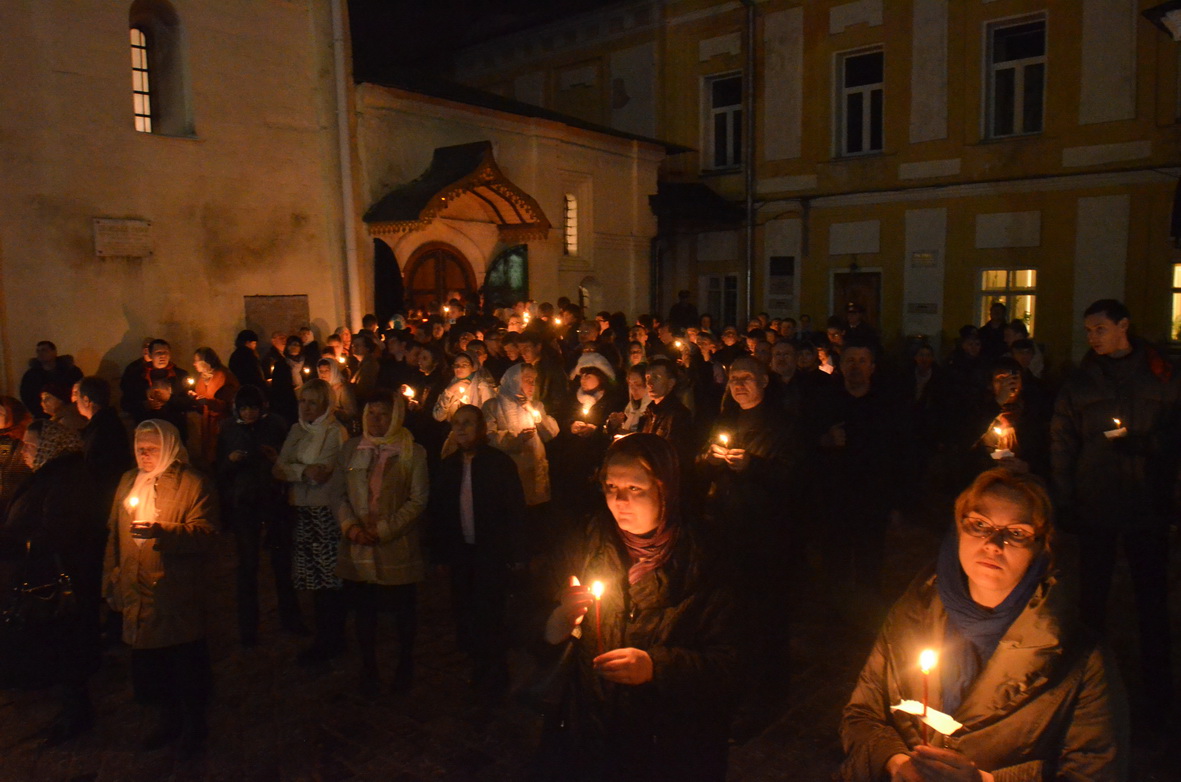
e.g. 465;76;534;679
993;426;1004;436
530;408;541;422
402;386;415;398
337;355;346;364
591;581;604;599
675;340;683;349
302;367;310;375
186;377;195;386
443;306;450;313
554;317;562;326
128;496;139;508
1113;418;1121;427
582;405;592;416
718;433;730;446
920;649;938;674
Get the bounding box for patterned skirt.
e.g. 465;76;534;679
292;505;343;591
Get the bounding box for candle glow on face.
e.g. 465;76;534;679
920;649;937;675
591;580;604;599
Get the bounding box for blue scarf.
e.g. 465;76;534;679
934;530;1048;715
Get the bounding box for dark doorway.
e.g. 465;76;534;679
373;239;404;324
403;242;476;310
832;271;881;325
483;244;529;314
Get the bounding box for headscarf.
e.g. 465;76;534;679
296;384;335;463
497;363;533;404
123;420;188;544
0;397;31;441
604;433;681;584
568;352;616;382
934;529;1049;714
354;395;415;515
29;420;83;471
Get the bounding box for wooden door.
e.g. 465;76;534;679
831;271;881;325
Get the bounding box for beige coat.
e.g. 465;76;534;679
102;463;220;649
273;417;347;506
332;436;429;585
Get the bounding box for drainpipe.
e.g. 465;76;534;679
331;0;363;328
741;0;757;323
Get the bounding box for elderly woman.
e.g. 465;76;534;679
536;434;739;782
274;378;349;664
840;469;1127;781
332;390;428;692
104;420;219;755
1;421;106;743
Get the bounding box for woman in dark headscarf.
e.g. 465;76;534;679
0;396;32;519
534;434;740;782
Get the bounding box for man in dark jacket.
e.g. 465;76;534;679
20;341;83;419
119;339;191;433
1051;299;1181;717
228;330;267;395
428;405;526;698
76;376;132;508
639;358;695;468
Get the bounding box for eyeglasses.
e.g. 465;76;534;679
960;516;1040;548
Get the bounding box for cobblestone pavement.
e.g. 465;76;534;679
0;509;1178;781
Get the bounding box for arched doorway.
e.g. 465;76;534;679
373;238;404;324
403;242;476;310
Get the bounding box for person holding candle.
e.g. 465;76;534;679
840;468;1127;781
104;419;220;756
433;351;498;428
966;358;1050;480
190;347;239;467
535;434;739;782
317;356;359;435
273;379;349;665
120;339;193;435
549;358;620;509
606;364;651;439
1051;298;1181;721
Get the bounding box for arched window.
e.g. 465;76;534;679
129;0;193;136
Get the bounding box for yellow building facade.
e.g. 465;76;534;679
452;0;1181;359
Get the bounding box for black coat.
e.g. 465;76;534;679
81;405;133;507
216;413;289;517
19;356;83;419
228;346;267;395
118;362;192;432
535;517;739;782
427;443;525;567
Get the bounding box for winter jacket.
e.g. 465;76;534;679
536;517;740;782
332;435;429;585
482;394;558;506
273;416;347;507
1050;340;1181;530
840;565;1127;782
103;462;220;649
81;405;133;508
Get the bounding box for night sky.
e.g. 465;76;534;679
348;0;622;79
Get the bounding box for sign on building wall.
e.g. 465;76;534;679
93;218;152;258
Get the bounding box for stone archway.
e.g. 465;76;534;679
402;242;476;310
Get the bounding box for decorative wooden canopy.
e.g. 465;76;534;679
363;141;551;243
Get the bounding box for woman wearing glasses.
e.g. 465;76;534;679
840;469;1127;781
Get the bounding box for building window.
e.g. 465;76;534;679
1171;264;1181;341
703;273;740;329
704;74;742;170
837;49;883;156
986;17;1046;138
128;0;193;136
130;28;152;133
980;268;1037;334
563;193;578;256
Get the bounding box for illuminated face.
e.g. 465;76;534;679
728;367;766;409
364;402;393;438
451;407;484;450
646;366;675;402
626;371;646;401
518;367;538;400
238;405;261;424
418;350;436;373
135;432;164;473
150;345;171;370
503;342;520;361
1084;313;1131;356
71;381;81;404
507;315;524;333
452;356;474;380
193;356;211;375
603;456;662;535
40;392;62;416
628;344;646;366
298;390;328;423
958;487;1040;608
519;341;540;364
721;328;739;347
579;371;602;393
992;370;1021;403
317;363;332;382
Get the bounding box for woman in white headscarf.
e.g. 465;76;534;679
333;389;428;692
103;419;219;755
317;356;359;434
274;378;349;664
434;350;497;459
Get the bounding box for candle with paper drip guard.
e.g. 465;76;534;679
990;426;1015;460
591;580;605;655
1105;417;1127;439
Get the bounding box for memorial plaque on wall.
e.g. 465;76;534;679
93;218;152;257
245;295;310;343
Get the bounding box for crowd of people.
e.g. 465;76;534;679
0;293;1171;780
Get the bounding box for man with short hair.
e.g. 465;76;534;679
979;301;1008;360
77;376;132;507
639;358;694;465
667;289;698;330
518;332;569;416
1051;299;1181;717
120;339;191;432
20;341;83;419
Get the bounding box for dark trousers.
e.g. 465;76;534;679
131;639;211;734
343;580;416;679
231;505;300;642
449;544;509;688
1078;527;1172;708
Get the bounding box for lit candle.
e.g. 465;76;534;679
674;340;683;349
717;432;730;447
529;406;541;424
301;367;310;376
337;355;346;364
460;394;469;404
919;649;938;746
402;386;415;399
582;404;592;418
185;377;195;387
554;317;563;326
1105;417;1127;439
128;496;139;510
990;426;1014;460
591;580;605;655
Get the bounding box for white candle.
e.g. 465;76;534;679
1105;417;1127;439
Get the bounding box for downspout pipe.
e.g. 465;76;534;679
741;0;756;323
331;0;363;329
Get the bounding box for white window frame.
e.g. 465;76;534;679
131;28;152;133
702;72;743;171
563;193;578;256
985;15;1047;139
979;268;1038;334
700;273;741;329
836;47;884;157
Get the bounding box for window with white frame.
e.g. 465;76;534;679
130;28;152;132
837;49;883;156
986;17;1046;138
980;269;1037;334
563;193;578;256
128;0;193;136
704;74;742;170
1171;264;1181;341
703;273;740;328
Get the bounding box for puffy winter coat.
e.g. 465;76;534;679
840;565;1127;782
